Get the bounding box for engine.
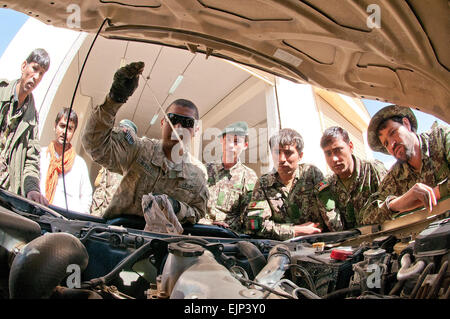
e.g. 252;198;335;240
1;199;449;300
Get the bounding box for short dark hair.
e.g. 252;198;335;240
166;99;199;120
377;115;415;135
55;108;78;130
269;128;304;154
26;48;50;72
320;126;350;148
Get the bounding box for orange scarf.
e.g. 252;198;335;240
45;141;76;204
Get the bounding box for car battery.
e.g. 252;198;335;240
414;217;450;257
290;244;357;297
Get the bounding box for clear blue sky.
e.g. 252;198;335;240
0;8;28;58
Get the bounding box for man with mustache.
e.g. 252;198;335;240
40;108;92;213
82;62;208;228
245;128;326;240
316;126;387;231
360;105;449;224
200;121;258;233
0;48;50;205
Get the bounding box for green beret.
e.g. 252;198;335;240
367;105;417;154
221;121;248;136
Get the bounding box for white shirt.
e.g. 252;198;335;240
40;146;93;213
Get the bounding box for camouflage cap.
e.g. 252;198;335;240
119;119;138;134
221;121;249;136
367;104;417;154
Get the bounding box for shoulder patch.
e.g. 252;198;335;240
122;128;135;145
316;180;330;192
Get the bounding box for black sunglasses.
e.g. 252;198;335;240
166;113;196;128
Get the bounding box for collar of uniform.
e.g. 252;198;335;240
0;79;17;103
416;131;432;174
267;165;300;187
9;80;31;114
222;159;242;173
352;155;363;178
328;155;361;186
419;132;431;161
151;140;188;178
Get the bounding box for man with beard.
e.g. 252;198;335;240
360;105;449;224
0;48;50;205
82;62;208;227
245;128;326;240
40;108;92;213
316;126;387;231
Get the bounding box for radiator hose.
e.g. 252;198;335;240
9;233;89;298
235;241;266;278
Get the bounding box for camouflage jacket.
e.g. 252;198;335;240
0;79;41;196
90;166;123;217
82;95;209;223
246;163;325;240
360;123;449;224
199;161;258;232
316;155;387;231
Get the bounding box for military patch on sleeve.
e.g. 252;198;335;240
246;210;263;231
248;200;266;210
216;191;225;206
122;128;135;145
316;180;329;192
179;181;196;192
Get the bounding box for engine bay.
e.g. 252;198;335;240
0;188;449;300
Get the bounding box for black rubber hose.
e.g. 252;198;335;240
82;240;154;288
389;279;406;296
9;233;89;299
409;262;434;299
235;241;267;278
324;287;362;299
426;261;448;299
0;206;41;243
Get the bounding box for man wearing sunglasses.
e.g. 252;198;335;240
82;62;208;228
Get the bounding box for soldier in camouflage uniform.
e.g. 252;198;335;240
316;126;387;231
82;62;208;225
0;49;50;205
245;128;326;240
90;119;138;217
199;121;258;233
360;105;449;224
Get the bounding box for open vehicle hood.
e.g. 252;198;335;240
4;0;449;122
